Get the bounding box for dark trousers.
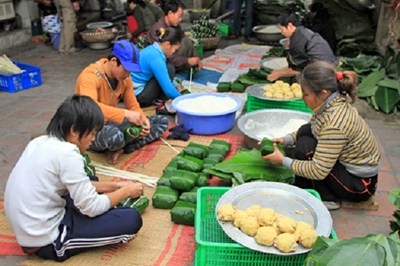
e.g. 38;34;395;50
35;193;142;262
293;124;377;202
136;62;175;107
90;115;168;154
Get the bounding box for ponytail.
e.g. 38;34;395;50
156;27;183;45
298;61;359;103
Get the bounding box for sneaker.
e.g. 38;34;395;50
322;201;341;210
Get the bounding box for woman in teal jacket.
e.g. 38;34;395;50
131;27;183;107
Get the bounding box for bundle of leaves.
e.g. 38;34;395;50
304;233;400;265
388;188;400;234
203;149;294;186
357;48;400;114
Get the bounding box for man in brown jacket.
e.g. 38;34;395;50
75;40;168;164
146;0;202;72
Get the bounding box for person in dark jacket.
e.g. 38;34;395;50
305;2;337;53
267;12;338;82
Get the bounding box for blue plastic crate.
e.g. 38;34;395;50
0;62;42;93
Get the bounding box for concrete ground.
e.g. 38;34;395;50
0;36;399;265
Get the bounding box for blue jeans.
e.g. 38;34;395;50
232;0;254;37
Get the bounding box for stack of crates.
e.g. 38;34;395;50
194;187;337;266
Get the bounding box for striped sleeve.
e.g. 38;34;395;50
291;126;347;180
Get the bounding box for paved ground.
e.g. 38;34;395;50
0;36;399;265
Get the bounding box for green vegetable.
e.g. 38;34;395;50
179;191;197;203
183;142;209;159
157;171;174;187
209;139;231;153
170;169;199;192
206;153;224;163
231;81;246;93
196;172;209;187
176;155;203;172
260;137;285;156
81;152;96;176
170;201;196;226
123;124;142;142
217;82;231;92
152;186;179;209
118;195;149;214
203;157;220;169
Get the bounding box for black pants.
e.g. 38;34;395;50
293;124;377;202
136;62;175;107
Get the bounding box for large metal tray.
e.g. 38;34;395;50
260;57;288;71
216;181;332;255
246;84;302;101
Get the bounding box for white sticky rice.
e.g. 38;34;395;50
176;95;238;114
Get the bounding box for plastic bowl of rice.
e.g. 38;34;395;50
172;93;243;135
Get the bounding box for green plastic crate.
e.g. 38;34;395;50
194;187;337;266
246;94;312;113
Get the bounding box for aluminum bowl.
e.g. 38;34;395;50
237;109;311;149
253;25;284;42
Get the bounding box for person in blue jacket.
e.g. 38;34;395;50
131;26;184;107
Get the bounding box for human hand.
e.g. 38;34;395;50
127;32;132;40
262;143;284;165
140;117;150;136
123;182;144;198
124;110;144;125
188;57;201;67
197;60;203;70
267;71;280;82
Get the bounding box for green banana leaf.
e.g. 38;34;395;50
341;54;381;75
374;86;400;114
202;168;233;179
382;47;400;81
357;69;385;98
388;188;400;208
212;149;293;184
378;78;400;91
304;233;400;266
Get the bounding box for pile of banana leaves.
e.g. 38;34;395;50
354;48;400;114
203;149;294;186
304;233;400;265
388;188;400;234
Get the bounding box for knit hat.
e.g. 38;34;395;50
111;40;141;72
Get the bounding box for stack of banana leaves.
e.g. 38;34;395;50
341;48;400;114
152;140;232;226
217;68;271;93
203;148;294;186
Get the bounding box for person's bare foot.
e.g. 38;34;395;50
106;149;124;165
